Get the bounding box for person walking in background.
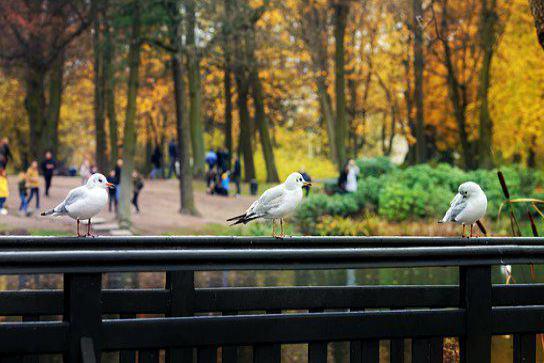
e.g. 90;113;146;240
0;138;12;169
205;149;217;171
150;145;163;179
17;171;28;216
299;168;312;196
79;158;92;185
114;158;123;203
132;170;144;213
26;160;40;211
167;138;177;178
107;169;118;213
231;157;241;196
345;159;360;193
41;151;56;197
0;168;8;215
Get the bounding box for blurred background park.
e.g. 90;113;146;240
1;0;544;360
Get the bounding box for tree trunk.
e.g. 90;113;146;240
94;6;108;172
317;76;337;163
333;2;349;171
185;0;206;178
477;0;498;169
118;0;141;229
104;11;118;166
530;0;544;51
412;0;427;163
250;69;280;183
223;0;233;166
235;72;256;182
45;51;64;158
24;66;47;161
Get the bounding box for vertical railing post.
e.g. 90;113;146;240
166;270;195;363
459;265;492;363
64;273;103;363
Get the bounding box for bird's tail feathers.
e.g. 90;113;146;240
41;209;54;217
229;214;261;226
226;212;251;222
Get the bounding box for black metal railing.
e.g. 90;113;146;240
0;236;542;363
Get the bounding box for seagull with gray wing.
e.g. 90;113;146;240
439;181;487;238
227;172;311;238
41;173;114;237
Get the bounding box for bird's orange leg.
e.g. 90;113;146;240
469;224;474;238
462;224;466;238
272;219;277;238
280;219;285;238
86;219;95;237
76;219;83;237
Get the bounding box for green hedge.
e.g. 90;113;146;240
295;158;544;233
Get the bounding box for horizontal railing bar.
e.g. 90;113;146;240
0;245;543;272
0;321;68;353
492;306;544;333
101;309;465;349
0;285;542;315
0;236;542;249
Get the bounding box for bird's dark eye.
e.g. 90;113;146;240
98;178;103;183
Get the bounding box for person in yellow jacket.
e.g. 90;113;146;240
26;160;40;210
0;168;8;215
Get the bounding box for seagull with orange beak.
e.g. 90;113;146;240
41;173;115;237
227;172;311;238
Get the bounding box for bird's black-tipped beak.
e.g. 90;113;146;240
106;182;115;189
303;181;312;187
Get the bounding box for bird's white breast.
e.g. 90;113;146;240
456;192;487;224
66;188;108;220
266;188;303;219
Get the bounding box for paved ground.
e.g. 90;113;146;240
0;176;255;235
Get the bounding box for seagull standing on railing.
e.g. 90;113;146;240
227;172;311;238
439;181;487;238
41;173;114;237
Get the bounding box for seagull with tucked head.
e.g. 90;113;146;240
439;181;487;238
227;172;311;238
41;173;114;237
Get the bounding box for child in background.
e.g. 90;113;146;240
107;169;118;213
26;161;40;211
131;170;144;213
17;172;28;216
0;169;9;215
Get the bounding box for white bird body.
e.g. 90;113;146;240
60;185;109;220
441;181;487;225
227;172;310;237
42;173;113;236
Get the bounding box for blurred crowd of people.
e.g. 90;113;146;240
205;148;241;197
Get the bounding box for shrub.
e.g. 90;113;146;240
315;215;381;236
356;156;396;178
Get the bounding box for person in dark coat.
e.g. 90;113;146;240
107;169;118;213
132;170;144;213
0;138;12;169
231;157;241;196
337;163;349;193
299;169;312;196
40;151;56;197
150;145;163;179
167;139;177;178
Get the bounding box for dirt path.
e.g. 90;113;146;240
1;176;255;235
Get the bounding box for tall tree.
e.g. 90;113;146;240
44;50;65;158
0;1;91;160
118;0;142;229
332;0;349;170
185;0;206;177
93;0;108;172
412;0;427;163
103;7;118;166
298;2;337;164
223;0;234;163
477;0;499;169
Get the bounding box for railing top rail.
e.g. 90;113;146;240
0;236;542;273
0;235;542;248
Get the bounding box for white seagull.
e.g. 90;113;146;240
41;173;114;237
439;181;487;238
227;172;311;238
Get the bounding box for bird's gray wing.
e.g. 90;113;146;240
54;187;87;213
441;193;467;222
249;185;285;216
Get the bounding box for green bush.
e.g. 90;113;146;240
356;156;396;178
